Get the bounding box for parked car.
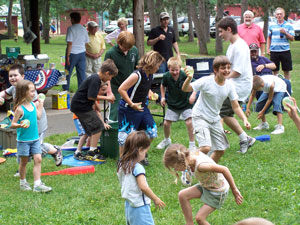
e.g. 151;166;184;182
253;17;276;29
104;21;118;34
144;22;151;35
292;20;300;40
210;16;241;38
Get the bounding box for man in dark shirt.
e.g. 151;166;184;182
250;43;276;75
147;12;180;73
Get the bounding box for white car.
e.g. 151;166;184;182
253;17;276;29
292;20;300;40
104;21;118;34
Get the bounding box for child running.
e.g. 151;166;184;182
156;56;197;151
117;131;165;225
11;80;52;192
163;143;243;225
182;56;251;160
118;50;164;164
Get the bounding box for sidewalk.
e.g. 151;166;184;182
0;90;75;137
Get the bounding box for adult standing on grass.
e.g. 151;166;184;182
105;18;130;47
63;12;89;91
267;7;295;80
85;21;106;77
104;31;139;123
238;10;266;56
147;12;180;73
217;17;255;154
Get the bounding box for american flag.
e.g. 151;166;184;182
25;69;62;91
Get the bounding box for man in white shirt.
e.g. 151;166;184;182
218;17;255;154
64;12;89;91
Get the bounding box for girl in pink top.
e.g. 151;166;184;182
163;143;243;225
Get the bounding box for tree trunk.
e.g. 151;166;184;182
172;5;179;41
7;0;13;39
192;0;207;55
30;0;40;54
240;0;248;24
42;0;50;44
20;0;28;31
215;0;224;54
147;0;159;28
187;2;194;42
204;1;210;43
262;11;269;41
133;0;144;57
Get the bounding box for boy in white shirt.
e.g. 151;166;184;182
182;56;251;162
246;75;287;135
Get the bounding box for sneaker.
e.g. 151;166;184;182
74;151;84;160
238;136;256;154
84;153;106;162
33;182;52;193
86;149;97;157
20;182;32;191
271;124;284;135
253;122;269;130
181;169;192;186
14;171;20;177
156;139;171;150
54;145;63;166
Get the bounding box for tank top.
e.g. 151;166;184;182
17;102;39;141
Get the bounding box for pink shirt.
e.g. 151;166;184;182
238;23;265;47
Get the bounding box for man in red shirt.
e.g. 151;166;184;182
238;10;266;56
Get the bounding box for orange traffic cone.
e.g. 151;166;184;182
41;165;95;176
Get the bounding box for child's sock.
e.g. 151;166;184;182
20;179;27;185
189;141;196;147
239;132;248;142
165;137;171;142
89;147;97;152
34;179;42;187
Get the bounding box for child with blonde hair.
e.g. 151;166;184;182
118;50;164;164
117;131;165;224
11;80;52;192
163;143;243;225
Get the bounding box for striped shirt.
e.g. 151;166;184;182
268;20;294;52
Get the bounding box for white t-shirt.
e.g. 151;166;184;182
261;75;287;93
66;24;89;54
191;75;238;123
226;38;253;102
117;163;151;207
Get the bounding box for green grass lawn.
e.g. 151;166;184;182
1;36;300;225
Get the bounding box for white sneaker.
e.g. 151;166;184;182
253;122;269;130
20;182;32;191
271;124;284;135
33;182;52;193
181;169;192;186
156;139;171;149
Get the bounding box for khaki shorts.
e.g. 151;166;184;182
193;117;229;151
164;108;192;121
195;184;229;209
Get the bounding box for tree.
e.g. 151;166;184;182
41;0;50;44
240;0;248;24
20;0;28;31
172;5;180;41
7;0;13;39
133;0;144;57
215;0;224;54
187;2;194;42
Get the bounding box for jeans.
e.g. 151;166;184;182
63;51;86;91
156;61;168;73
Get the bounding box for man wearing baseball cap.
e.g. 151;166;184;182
85;21;106;77
250;43;275;76
147;12;180;73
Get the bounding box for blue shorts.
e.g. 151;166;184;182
255;92;285;115
125;201;154;225
118;105;157;146
17;139;41;157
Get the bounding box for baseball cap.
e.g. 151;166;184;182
160;12;170;20
87;21;98;27
249;43;259;51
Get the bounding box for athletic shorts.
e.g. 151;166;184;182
164;108;192;121
118;105;157;146
75;110;104;136
270;50;292;72
219;98;242;118
195;184;229;209
125;201;154;225
192;117;229;151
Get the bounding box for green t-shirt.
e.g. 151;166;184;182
161;70;194;111
104;45;139;93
